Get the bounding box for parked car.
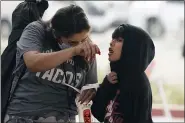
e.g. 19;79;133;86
127;1;184;38
75;1;130;33
1;1;21;38
43;1;131;33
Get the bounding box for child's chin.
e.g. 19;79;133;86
108;57;113;62
109;57;119;62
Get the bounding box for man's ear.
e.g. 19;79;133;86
53;28;64;39
52;29;58;39
52;29;63;43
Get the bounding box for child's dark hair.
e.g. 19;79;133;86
51;4;90;38
112;25;125;40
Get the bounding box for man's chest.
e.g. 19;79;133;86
30;48;86;89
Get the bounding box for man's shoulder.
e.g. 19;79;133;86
26;20;45;31
31;20;44;26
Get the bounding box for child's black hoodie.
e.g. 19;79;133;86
91;24;155;123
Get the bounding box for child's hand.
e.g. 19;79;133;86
107;72;118;84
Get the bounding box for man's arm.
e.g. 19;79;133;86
17;22;77;72
24;48;76;72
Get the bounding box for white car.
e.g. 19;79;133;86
43;1;131;33
75;1;130;33
43;1;111;33
127;1;184;38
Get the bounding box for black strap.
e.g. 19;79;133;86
9;64;26;101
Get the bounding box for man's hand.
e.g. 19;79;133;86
78;88;96;104
74;39;101;62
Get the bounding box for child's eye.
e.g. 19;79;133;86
114;38;123;42
114;39;120;42
112;38;122;42
118;37;123;42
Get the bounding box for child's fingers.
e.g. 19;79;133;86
107;72;118;84
111;79;118;84
94;45;101;55
109;72;116;77
110;72;117;77
111;76;117;80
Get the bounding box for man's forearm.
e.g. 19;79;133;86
24;47;76;72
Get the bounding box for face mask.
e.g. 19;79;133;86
58;42;71;49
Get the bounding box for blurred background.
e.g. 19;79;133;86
1;1;184;122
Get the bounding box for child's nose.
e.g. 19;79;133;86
110;40;116;46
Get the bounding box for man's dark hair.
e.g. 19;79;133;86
51;4;90;38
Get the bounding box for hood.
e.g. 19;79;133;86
110;24;155;76
11;0;48;31
8;0;48;44
109;24;154;115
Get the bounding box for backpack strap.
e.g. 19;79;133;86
9;61;26;101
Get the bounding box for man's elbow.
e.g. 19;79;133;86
26;61;41;72
23;51;42;72
24;57;43;72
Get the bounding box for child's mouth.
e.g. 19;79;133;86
108;48;114;55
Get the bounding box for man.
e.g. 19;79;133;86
4;4;99;123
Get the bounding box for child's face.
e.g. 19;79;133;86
108;37;123;62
